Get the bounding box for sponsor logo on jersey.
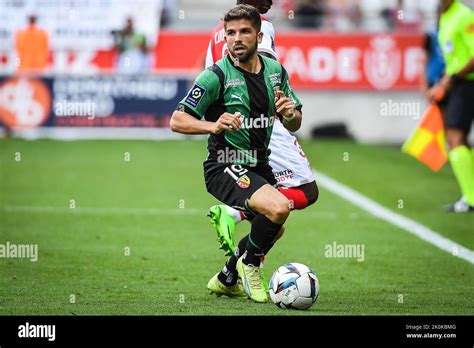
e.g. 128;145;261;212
185;83;206;107
231;93;243;102
240;113;274;129
237;175;251;189
274;169;295;183
445;40;454;53
225;78;245;88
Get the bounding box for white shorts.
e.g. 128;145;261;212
269;118;315;188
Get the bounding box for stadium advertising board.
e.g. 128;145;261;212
0;75;186;129
154;32;424;91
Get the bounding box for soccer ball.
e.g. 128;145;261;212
269;262;319;310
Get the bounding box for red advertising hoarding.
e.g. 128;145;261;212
154;31;424;91
0;31;423;91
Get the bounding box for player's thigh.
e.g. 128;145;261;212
247;183;290;219
204;162;271;215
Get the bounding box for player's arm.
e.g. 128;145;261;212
277;66;303;132
451;12;474;79
428;14;474;102
451;58;474;79
170;108;241;135
275;90;302;132
170;68;241;135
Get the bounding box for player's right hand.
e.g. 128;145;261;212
212;112;241;134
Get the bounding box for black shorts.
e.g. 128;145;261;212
444;79;474;133
204;160;277;216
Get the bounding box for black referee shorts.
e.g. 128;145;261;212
204;159;277;217
443;79;474;134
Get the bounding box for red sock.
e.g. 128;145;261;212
278;187;308;210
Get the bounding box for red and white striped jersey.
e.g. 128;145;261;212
205;16;276;68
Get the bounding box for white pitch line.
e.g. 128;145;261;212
314;170;474;265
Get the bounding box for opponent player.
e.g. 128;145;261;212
171;5;304;302
206;0;318;258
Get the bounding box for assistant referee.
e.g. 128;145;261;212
428;0;474;213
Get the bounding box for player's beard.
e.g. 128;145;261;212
231;38;258;63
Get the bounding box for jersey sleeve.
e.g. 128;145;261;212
460;11;474;56
259;20;277;59
280;66;302;111
178;69;221;119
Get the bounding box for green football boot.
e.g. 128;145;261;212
207;272;246;298
236;256;269;303
260;260;270;295
207;205;236;256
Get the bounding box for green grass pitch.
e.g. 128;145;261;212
0;138;473;315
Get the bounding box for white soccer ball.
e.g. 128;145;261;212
269;262;319;310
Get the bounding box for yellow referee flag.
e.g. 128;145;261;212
402;103;448;172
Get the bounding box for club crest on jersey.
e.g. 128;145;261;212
185;84;206;107
268;73;281;86
237;175;251;189
445;40;453;53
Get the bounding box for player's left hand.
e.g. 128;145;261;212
274;90;296;119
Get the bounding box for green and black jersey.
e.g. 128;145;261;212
177;54;302;167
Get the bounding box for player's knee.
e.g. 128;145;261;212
305;181;319;206
268;199;291;223
446;129;467;149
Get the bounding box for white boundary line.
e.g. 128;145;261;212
314;170;474;264
3;171;473;264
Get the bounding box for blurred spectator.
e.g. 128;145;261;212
381;0;422;32
15;15;50;72
294;0;326;28
111;17;152;73
327;0;362;31
160;0;176;28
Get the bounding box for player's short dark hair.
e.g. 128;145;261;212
223;4;261;32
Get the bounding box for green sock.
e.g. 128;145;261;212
449;146;474;205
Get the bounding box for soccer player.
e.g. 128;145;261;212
206;0;318;258
170;4;303;302
428;0;474;213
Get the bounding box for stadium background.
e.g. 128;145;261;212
0;0;473;316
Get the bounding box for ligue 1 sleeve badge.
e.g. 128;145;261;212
237;175;251;189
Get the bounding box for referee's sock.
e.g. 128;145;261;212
449;146;474;205
242;214;282;267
